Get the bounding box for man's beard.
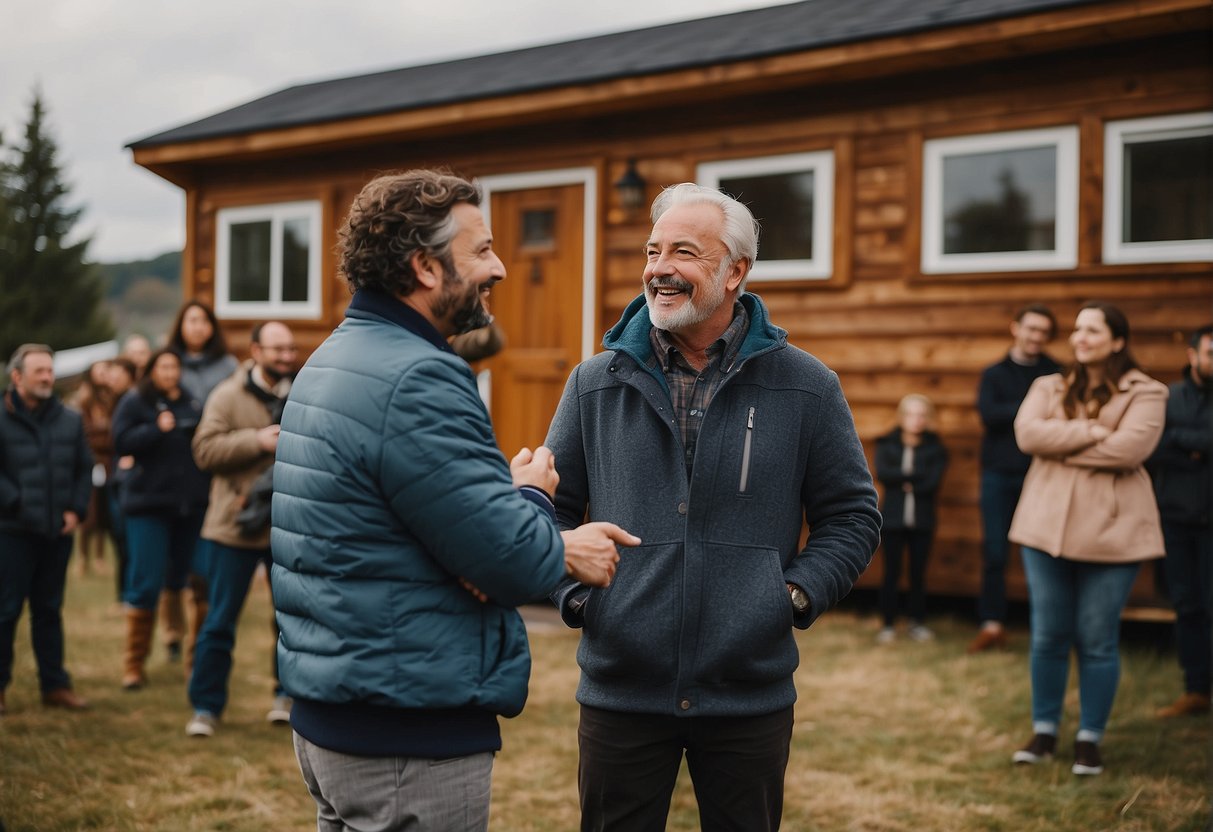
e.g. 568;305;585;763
434;264;493;335
25;383;53;402
645;259;729;333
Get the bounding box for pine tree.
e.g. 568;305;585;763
0;89;113;362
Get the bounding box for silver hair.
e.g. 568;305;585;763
7;343;54;375
650;183;760;291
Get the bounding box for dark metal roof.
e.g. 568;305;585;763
130;0;1103;148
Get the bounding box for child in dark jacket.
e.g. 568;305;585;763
875;394;949;643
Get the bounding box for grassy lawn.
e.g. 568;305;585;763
0;559;1208;831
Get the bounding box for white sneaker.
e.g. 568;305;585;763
186;711;217;737
875;627;896;645
907;624;935;642
266;695;292;725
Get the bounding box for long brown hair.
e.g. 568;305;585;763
1062;301;1141;419
167;300;229;360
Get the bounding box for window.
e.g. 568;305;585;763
1104;112;1213;264
215;201;322;318
922;127;1078;273
697;151;834;280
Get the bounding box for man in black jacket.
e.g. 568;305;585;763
1150;324;1212;718
0;344;93;715
968;304;1060;653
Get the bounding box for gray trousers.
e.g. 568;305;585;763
293;732;493;832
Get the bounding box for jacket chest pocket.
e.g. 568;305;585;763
738;406;756;495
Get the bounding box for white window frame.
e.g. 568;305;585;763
697;151;834;281
1103;111;1213;265
215;201;323;319
922;126;1078;274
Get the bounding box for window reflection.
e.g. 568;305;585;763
229;221;272;302
1123;134;1212;244
282;217;311;302
718;171;814;261
942;146;1056;254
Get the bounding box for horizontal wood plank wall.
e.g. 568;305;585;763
179;30;1211;607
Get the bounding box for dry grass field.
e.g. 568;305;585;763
0;559;1208;831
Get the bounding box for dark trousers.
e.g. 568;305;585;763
188;542;279;716
1162;522;1212;695
978;469;1026;623
879;528;933;626
0;530;73;692
577;704;793;832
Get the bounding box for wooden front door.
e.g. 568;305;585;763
482;184;585;457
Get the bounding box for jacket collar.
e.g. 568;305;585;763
4;386;59;422
603;291;787;374
346;288;455;355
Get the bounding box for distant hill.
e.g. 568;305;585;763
95;250;181;301
93;250;183;340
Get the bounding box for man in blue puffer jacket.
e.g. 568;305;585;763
272;169;637;831
547;183;881;832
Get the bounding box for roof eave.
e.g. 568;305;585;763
130;0;1210;173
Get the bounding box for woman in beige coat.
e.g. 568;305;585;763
1008;301;1166;777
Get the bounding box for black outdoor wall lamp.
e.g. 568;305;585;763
613;159;648;211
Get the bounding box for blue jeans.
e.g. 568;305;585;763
188;542;280;717
1021;546;1140;740
0;531;73;692
123;512;205;610
978;470;1025;623
1161;522;1212;695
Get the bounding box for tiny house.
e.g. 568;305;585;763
130;0;1213;605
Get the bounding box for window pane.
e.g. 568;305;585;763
1123;134;1213;243
282;217;311;302
229;221;271;302
521;209;556;248
942;146;1057;254
718;171;814;261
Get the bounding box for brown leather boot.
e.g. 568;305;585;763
159;589;186;661
184;598;209;679
42;687;90;710
1156;692;1211;718
123;607;156;689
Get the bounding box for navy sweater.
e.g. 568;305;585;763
977;353;1061;474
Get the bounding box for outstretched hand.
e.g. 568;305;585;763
561;522;641;588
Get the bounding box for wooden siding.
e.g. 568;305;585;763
172;27;1211;606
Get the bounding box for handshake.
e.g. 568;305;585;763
510;446;640;588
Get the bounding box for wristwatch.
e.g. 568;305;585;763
787;583;810;615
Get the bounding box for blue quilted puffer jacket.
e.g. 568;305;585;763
271;289;566;717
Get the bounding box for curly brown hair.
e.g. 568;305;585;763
339;169;481;297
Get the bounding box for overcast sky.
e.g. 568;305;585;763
0;0;787;263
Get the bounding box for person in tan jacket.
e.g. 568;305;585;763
1008;301;1167;778
185;321;296;738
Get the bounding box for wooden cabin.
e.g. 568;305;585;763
130;0;1212;608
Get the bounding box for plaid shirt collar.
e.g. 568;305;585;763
649;301;749;374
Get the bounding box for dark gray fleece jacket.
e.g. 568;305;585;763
548;292;880;718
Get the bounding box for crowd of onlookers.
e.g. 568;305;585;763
0;294;1207;780
0;300;293;737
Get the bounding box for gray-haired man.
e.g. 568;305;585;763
547;183;881;831
0;344;93;715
